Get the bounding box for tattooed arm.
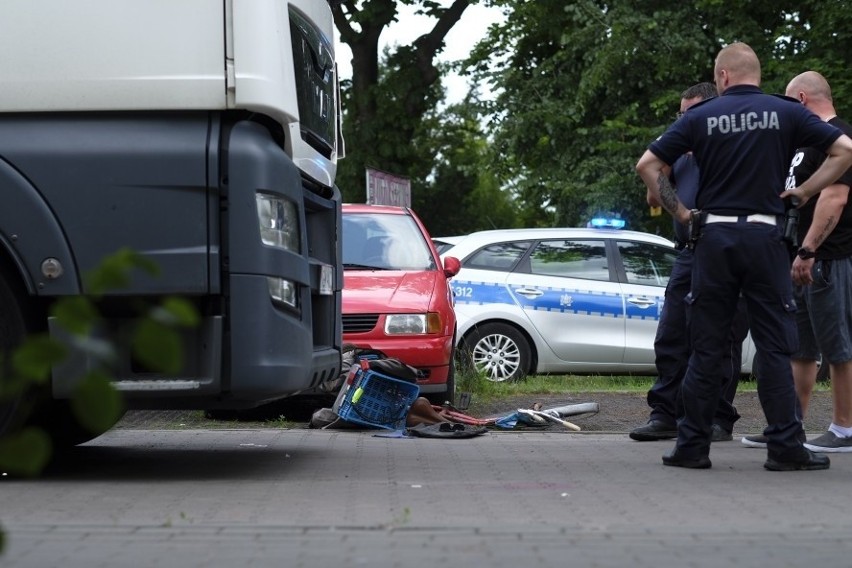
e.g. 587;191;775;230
792;183;849;285
636;149;691;225
802;183;848;251
657;172;682;215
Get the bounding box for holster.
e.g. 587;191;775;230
687;210;705;249
783;208;799;248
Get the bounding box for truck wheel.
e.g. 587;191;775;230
1;269;119;447
461;323;531;382
0;272;35;437
29;400;123;448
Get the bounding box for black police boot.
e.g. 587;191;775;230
662;447;711;469
764;446;830;471
630;420;677;441
711;424;733;442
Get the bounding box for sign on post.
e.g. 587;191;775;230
366;167;411;207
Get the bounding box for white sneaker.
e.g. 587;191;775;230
741;434;768;449
804;431;852;453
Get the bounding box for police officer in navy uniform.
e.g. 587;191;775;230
636;42;852;471
631;82;749;443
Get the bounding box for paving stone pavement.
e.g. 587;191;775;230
2;427;851;568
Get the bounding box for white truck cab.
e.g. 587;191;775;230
0;0;345;445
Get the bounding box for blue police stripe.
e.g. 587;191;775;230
515;286;623;317
452;281;515;306
452;280;660;321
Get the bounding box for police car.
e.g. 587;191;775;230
440;221;755;382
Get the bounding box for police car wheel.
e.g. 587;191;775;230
462;323;531;383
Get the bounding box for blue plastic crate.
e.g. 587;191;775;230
337;369;420;430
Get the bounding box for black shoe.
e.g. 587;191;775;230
711;424;733;442
630;420;677;441
662;448;711;469
764;447;830;471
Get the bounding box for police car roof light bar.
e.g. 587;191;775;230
590;217;626;229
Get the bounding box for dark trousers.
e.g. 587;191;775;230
648;249;749;431
679;222;804;459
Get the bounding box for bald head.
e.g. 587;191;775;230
786;71;833;102
786;70;836;120
714;42;761;93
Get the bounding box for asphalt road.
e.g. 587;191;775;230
2;408;851;568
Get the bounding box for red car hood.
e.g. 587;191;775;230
343;270;438;313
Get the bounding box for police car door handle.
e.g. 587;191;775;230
627;296;656;308
514;287;544;298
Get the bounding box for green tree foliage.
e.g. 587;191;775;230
466;0;852;237
763;0;852;111
333;0;475;203
333;0;519;235
414;98;521;235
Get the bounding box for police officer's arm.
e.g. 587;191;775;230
636;149;691;225
780;134;852;205
792;182;849;286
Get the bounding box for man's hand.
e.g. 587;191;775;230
779;188;811;207
784;134;852;204
791;256;815;286
646;190;662;208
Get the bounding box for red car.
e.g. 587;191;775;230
342;204;461;405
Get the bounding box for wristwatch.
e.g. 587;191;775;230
797;247;816;260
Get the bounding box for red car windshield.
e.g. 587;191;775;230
343;213;435;270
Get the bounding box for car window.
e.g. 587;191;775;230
464;241;532;271
343;213;435;270
433;240;455;254
528;239;610;282
617;241;677;286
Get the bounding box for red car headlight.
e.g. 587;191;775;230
384;313;442;335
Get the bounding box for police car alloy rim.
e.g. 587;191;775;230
471;332;522;382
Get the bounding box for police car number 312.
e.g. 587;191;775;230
439;225;756;382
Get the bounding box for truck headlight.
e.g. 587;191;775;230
256;194;299;252
268;277;299;310
384;313;442;335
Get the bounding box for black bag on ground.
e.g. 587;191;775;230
367;358;420;383
341;344;421;383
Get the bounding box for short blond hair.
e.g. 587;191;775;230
715;42;761;85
